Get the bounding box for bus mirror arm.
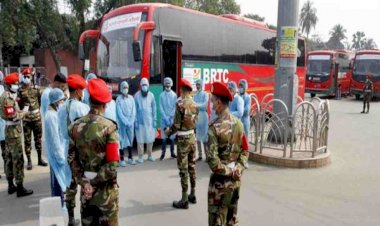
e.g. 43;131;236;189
78;30;100;60
132;21;155;62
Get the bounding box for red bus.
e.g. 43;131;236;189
306;50;354;98
350;50;380;99
79;3;306;122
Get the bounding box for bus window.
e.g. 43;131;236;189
150;36;162;84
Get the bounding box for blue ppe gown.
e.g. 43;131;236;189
116;94;136;149
193;90;209;143
134;91;157;144
229;94;244;120
44;107;72;191
104;99;117;122
240;93;251;135
159;90;177;139
58;99;90;154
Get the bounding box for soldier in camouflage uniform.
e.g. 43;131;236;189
361;75;373;114
0;73;33;197
68;78;119;226
206;82;249;226
19;67;48;170
165;79;198;209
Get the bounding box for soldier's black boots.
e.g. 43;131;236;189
68;209;75;226
16;184;33;197
8;178;16;194
27;156;33;170
172;200;189;209
188;194;197;204
171;154;177;158
38;157;48;167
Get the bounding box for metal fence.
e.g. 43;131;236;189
0;66;50;87
248;94;330;158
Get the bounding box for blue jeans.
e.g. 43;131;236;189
50;167;64;207
161;138;175;156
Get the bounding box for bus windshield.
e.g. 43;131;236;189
354;59;380;76
307;57;331;76
97;12;146;79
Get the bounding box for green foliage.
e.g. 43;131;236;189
244;13;265;22
299;0;318;39
352;31;367;51
326;24;346;50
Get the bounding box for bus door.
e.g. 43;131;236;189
162;40;182;94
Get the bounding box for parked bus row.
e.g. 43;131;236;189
306;49;380;99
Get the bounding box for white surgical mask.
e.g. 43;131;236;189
122;89;128;95
239;87;245;94
24;78;31;84
142;85;148;92
10;84;19;93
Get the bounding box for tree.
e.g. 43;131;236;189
363;38;378;50
326;24;347;50
299;0;318;40
244;13;265;22
66;0;92;34
308;34;326;51
352;31;367;50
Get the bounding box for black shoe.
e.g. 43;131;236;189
16;184;33;197
366;111;369;114
8;184;16;195
196;157;202;162
160;155;165;161
172;200;189;209
171;154;177;158
188;194;197;204
27;159;32;170
38;158;48;167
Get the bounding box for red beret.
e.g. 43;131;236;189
22;67;33;75
211;82;233;101
88;78;112;104
67;74;86;90
4;73;19;85
180;78;192;91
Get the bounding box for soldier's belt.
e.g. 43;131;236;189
177;130;194;136
29;109;40;114
84;171;97;180
5;120;21;126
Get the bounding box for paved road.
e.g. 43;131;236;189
0;96;379;225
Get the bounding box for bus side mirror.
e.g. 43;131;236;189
133;41;142;62
79;44;85;60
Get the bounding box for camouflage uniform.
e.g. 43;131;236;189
18;84;45;167
0;91;26;184
362;79;373;113
206;108;248;226
169;94;198;204
68;109;119;226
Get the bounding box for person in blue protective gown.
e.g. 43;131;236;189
0;71;5;179
159;77;177;160
40;73;68;117
56;74;89;225
82;73;97;105
44;88;71;206
134;78;157;163
116;81;136;166
103;86;116;121
193;79;209;161
239;79;251;136
228;81;244;120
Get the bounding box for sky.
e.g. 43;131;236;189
57;0;380;46
236;0;380;46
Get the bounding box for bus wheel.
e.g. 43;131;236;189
310;93;316;98
355;94;360;100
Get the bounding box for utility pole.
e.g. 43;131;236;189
274;0;299;115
